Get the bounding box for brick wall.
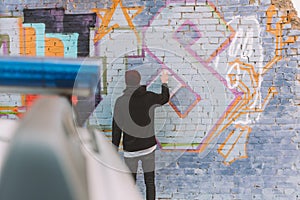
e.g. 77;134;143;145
1;0;300;199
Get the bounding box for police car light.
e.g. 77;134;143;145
0;56;100;97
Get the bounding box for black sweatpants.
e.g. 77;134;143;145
124;151;155;200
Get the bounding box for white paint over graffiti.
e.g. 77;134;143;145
0;17;21;56
227;15;263;69
229;27;254;60
143;1;236;151
226;62;241;90
225;15;264;124
292;0;300;17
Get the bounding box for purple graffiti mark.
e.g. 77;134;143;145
0;114;8;119
0;34;10;55
142;0;239;93
141;0;242;152
3;42;8;55
173;20;202;47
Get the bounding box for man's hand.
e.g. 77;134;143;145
160;69;169;84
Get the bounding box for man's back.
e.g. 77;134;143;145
113;84;169;152
112;69;169;200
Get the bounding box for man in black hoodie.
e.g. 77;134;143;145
112;69;169;200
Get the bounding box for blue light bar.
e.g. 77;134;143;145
0;56;101;96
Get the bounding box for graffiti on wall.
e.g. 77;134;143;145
0;9;96;59
22;8;96;57
0;1;296;165
0;8;97;117
91;0;144;46
90;1;297;165
0;17;21;56
142;0;237;154
0;34;10;55
214;5;297;164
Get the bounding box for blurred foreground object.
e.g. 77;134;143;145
0;97;142;200
0;56;142;200
0;97;88;200
0;56;99;97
